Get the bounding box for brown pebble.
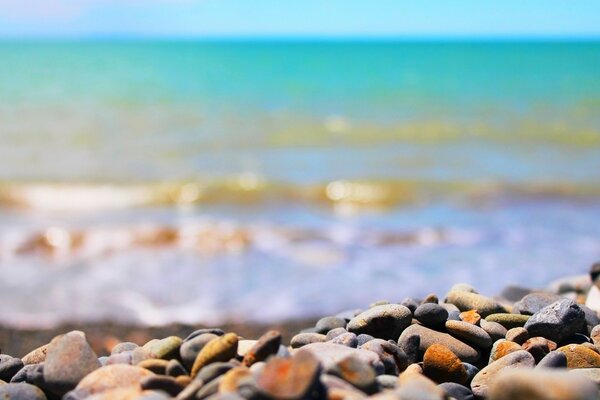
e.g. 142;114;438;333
242;331;282;367
505;327;529;345
422;344;468;384
460;310;481;325
257;349;321;399
191;333;239;378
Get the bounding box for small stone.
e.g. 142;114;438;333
400;298;419;313
585;285;600;313
422;294;439;304
505;327;529;344
376;374;398;389
357;334;375;346
0;383;47;399
397;371;447;400
485;313;530;329
462;363;479;385
257;350;321;399
480;320;508;342
512;292;563;315
299;342;385;374
9;364;37;383
398;333;420;365
219;366;253;393
330;332;358;348
111;342;138;355
138;359;169;374
347;304;412;340
422;344;468;384
326;328;347;341
489;339;522;363
487;369;597;400
445;320;493;349
195;362;235;384
524;299;587;343
180;333;219;371
438;382;474;400
290;333;327;349
242;330;281;367
459;310;481;325
166;359;187;377
557;344;600;368
414;303;448;328
144;336;182;360
105;352;133;365
399;324;480;364
0;356;24;382
445;290;506;317
315;317;347;334
21;344;49;365
140;375;182;397
184;328;225;342
470;350;535;398
43;331;101;396
191;333;239;378
522;337;557;363
73;365;153;397
360;339;408;375
328;355;377;394
536;351;568;369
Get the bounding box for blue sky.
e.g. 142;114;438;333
1;0;599;38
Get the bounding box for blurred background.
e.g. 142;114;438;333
1;0;600;328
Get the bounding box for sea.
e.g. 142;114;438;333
0;40;599;327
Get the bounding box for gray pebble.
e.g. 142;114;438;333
414;303;448;328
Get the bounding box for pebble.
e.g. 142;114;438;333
184;328;225;341
522;337;556;363
438;382;474;400
397;371;447;400
144;336;183;360
422;293;439;304
487;369;598;400
524;299;587;343
399;324;481;364
0;356;24;382
479;319;508;342
43;331;101;396
0;382;47;400
257;349;321;399
242;330;281;366
72;364;153;398
111;342;138;355
485;313;530;329
357;334;375;346
536;351;568;369
315;316;347;334
140;375;182;396
505;327;529;344
218;366;253;393
328;355;377;394
470;350;535;398
398;333;420;365
400;298;419;313
489;339;522;363
347;304;412;340
512;292;563;315
359;339;408;375
138;359;169;374
422;344;468;384
591;324;600;345
445;290;506;317
414;303;449;328
180;333;219;370
326;327;348;340
300;342;385;375
330;332;358;348
290;332;327;348
166;359;187;377
445;320;493;349
376;374;398;389
195;362;235;384
557;344;600;368
21;344;49;365
459;310;481;325
191;333;239;378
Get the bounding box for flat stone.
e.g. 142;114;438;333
445;320;493;349
180;333;219;371
536;351;568;369
328;355;377;394
242;330;281;366
558;344;600;368
524;299;587;343
459;310;481;325
191;333;239;378
422;344;468;384
414;303;449;328
0;356;24;382
505;327;529;344
43;331;101;396
73;364;154;397
399;324;480;364
445;290;506;317
487;369;597;400
347;304;412;340
485;313;530;330
0;383;47;399
489;339;522;363
470;350;535;398
315;317;347;334
480;319;507;342
21;344;49;365
290;333;327;349
512;292;563;315
298;342;385;375
257;350;321;399
438;382;474;400
330;332;358;348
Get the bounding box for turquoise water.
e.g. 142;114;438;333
0;41;599;326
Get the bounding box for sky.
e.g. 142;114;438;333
0;0;599;39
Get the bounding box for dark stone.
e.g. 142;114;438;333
315;317;347;334
329;333;358;348
398;333;420;365
242;331;282;367
439;382;475;400
195;362;235;384
513;292;563;315
347;304;412;340
536;351;568;369
0;383;47;400
357;334;375;346
414;303;449;328
0;356;24;382
327;355;377;394
183;329;225;342
140;375;182;397
359;339;408;375
8;364;37;383
524;299;587;343
166;359;187;377
400;298;419;314
180;333;219;370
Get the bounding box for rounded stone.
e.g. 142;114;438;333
485;314;530;330
242;330;281;367
398;333;420;365
219;366;253;393
522;337;557;363
165;359;187;377
470;350;535;398
480;320;508;342
590;324;600;345
438;382;474;400
326;328;348;341
489;339;522;363
290;333;327;349
487;369;597;400
144;336;182;360
328;355;377;394
523;299;587;343
180;333;219;370
257;349;321;399
0;383;47;400
347;304;412;340
357;334;375;346
74;364;154;397
111;342;139;355
195;362;235;384
444;290;506;317
359;339;408;375
43;331;101;396
376;374;398;389
557;344;600;368
0;356;24;382
445;320;493;349
536;351;568;369
298;342;385;375
330;332;358;348
512;292;563;315
184;328;225;342
505;327;529;344
140;375;182;397
138;359;169;374
422;344;468;384
315;317;347;334
191;333;239;378
399;324;480;364
21;344;50;365
459;310;481;325
414;303;448;328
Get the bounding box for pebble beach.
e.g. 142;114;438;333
3;264;600;399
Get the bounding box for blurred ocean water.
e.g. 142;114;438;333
0;40;599;327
